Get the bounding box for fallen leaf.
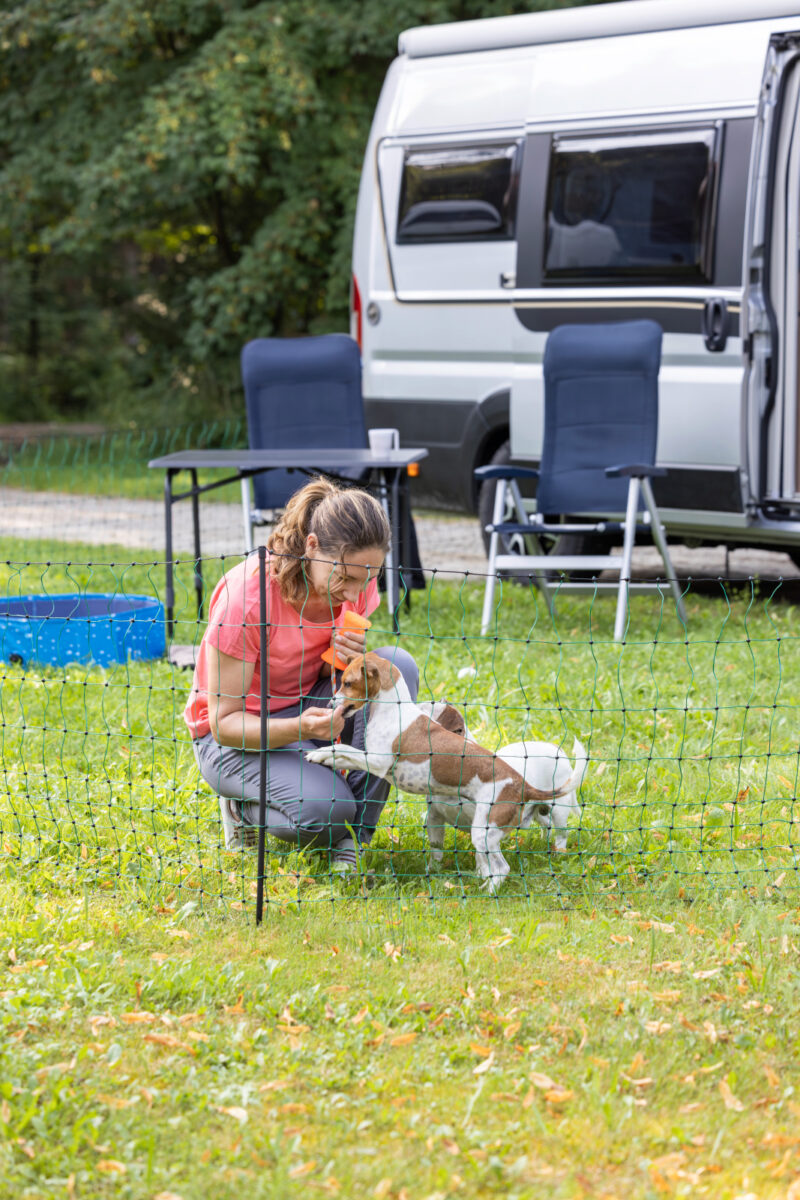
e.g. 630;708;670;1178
390;1032;417;1047
644;1020;672;1035
470;1043;493;1059
120;1011;157;1025
96;1160;126;1175
288;1161;317;1179
216;1106;248;1123
719;1080;745;1112
143;1033;196;1055
473;1051;495;1075
530;1072;558;1090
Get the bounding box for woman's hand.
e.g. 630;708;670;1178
300;705;346;742
330;626;367;664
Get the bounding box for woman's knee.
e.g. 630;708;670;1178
292;795;359;848
371;645;419;699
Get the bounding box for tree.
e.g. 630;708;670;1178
0;0;610;424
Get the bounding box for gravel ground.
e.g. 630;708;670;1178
2;485;800;582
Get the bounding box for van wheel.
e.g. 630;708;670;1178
477;440;609;581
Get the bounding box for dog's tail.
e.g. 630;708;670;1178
564;737;588;794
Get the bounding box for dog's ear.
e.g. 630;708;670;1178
435;704;467;737
364;658;382;697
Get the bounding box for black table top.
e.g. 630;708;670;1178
148;447;429;470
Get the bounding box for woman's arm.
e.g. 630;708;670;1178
205;645;345;750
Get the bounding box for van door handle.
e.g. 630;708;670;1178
499;272;516;289
702;297;729;353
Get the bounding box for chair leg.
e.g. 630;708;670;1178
481;479;507;635
242;478;254;553
508;479;553;617
614;477;640;642
640;477;687;626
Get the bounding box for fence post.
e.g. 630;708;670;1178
256;544;268;925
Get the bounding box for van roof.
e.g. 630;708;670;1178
398;0;800;58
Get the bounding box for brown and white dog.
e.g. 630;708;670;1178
305;653;585;891
414;702;586;861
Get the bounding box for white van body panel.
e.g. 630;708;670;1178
353;0;800;549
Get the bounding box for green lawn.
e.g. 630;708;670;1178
1;543;799;908
0;419;248;503
2;543;800;1196
2;890;800;1198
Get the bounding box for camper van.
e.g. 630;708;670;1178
351;0;800;562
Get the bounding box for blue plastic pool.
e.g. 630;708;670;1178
0;593;166;668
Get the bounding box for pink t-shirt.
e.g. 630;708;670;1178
184;553;380;739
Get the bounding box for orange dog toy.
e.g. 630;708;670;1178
321;610;372;671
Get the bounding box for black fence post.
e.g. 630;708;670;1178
256;544;268;925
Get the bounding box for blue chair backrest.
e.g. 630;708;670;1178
536;320;663;515
241;334;368;511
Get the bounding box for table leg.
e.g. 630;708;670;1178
401;471;412;612
190;468;204;623
389;468;401;633
164;470;175;641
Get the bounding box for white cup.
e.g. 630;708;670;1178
368;427;400;453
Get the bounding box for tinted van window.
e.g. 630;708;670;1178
397;142;520;243
543;128;718;283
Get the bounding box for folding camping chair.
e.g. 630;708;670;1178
240;333;369;548
475;320;686;641
240;333;424;593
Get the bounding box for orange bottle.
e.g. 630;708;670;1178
320;609;372;671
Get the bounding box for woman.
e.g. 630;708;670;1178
184;477;419;871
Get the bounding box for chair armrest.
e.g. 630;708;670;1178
605;464;668;479
474;464;540;482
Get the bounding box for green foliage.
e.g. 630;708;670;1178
0;0;610;423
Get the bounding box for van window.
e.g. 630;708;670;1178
543;128;718;283
397;142;520;243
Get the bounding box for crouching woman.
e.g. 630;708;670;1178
184;477;419;872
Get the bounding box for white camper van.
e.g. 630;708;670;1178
351;0;800;561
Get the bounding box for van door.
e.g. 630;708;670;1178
744;32;800;513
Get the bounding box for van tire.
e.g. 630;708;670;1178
477;440;610;580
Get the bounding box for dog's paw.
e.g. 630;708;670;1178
305;747;336;767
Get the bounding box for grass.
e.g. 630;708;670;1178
2;537;800;1195
2;541;800;909
2;888;800;1198
0;419;249;504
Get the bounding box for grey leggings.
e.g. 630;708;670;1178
193;645;419;853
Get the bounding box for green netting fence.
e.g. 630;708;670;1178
1;425;799;911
